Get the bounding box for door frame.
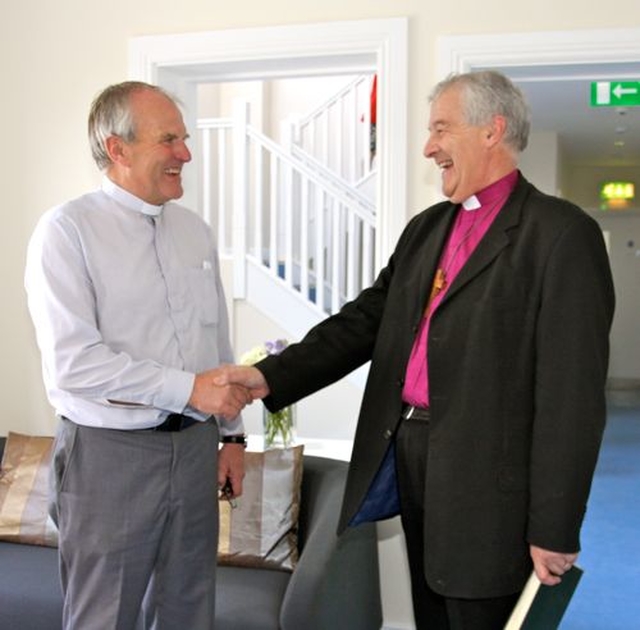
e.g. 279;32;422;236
128;17;408;271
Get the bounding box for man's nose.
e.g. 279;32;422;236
423;135;436;159
176;140;192;162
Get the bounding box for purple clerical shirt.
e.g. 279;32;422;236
402;170;518;408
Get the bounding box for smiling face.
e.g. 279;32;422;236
424;85;501;204
106;88;192;205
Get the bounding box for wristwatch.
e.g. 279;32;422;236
220;434;247;447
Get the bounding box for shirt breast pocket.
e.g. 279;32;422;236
186;268;219;326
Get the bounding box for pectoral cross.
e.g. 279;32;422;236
425;268;447;316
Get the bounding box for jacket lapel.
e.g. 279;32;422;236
412;203;459;316
440;179;527;303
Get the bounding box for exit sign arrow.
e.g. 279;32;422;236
591;81;640;107
613;83;638;99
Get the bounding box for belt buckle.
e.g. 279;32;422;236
402;405;430;421
403;406;416;420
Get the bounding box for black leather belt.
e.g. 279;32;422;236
401;405;431;421
152;413;199;432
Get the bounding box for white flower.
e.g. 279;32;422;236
239;339;289;366
239;345;268;366
239;339;294;447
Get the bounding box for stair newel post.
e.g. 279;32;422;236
232;99;250;300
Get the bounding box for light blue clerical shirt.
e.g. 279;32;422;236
25;177;243;434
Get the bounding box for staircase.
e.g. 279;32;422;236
196;75;378;341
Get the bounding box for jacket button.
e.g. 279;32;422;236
383;429;393;440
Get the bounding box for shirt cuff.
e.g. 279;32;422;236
156;368;246;435
155;368;196;413
219;415;245;437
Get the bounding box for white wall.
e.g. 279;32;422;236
590;212;640;385
519;130;560;195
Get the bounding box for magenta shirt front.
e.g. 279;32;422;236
402;170;518;408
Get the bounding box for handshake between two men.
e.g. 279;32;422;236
188;364;271;421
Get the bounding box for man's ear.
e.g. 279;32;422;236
105;135;129;166
485;115;507;146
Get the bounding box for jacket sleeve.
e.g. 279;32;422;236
257;267;390;412
527;212;615;552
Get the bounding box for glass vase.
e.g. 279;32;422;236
263;405;296;449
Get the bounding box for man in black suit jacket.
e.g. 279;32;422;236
221;71;615;629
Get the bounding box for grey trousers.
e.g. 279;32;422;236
50;417;220;630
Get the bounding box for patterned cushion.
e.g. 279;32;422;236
0;432;305;568
0;432;58;547
218;445;304;571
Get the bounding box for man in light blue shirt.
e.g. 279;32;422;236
25;81;250;629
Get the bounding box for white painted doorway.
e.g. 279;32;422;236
128;17;408;271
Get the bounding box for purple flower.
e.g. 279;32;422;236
265;339;289;355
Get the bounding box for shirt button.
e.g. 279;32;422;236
383;429;393;440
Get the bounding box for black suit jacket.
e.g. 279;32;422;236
259;174;615;598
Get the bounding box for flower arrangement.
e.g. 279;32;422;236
239;339;295;448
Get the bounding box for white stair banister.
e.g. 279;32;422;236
295;75;375;187
198;91;377;320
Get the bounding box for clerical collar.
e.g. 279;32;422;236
102;177;164;217
461;195;481;211
460;170;518;212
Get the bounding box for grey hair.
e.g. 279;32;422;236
429;70;531;153
87;81;177;170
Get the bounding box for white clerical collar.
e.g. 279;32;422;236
461;195;481;211
102;177;164;217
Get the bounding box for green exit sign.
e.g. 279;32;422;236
591;81;640;107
